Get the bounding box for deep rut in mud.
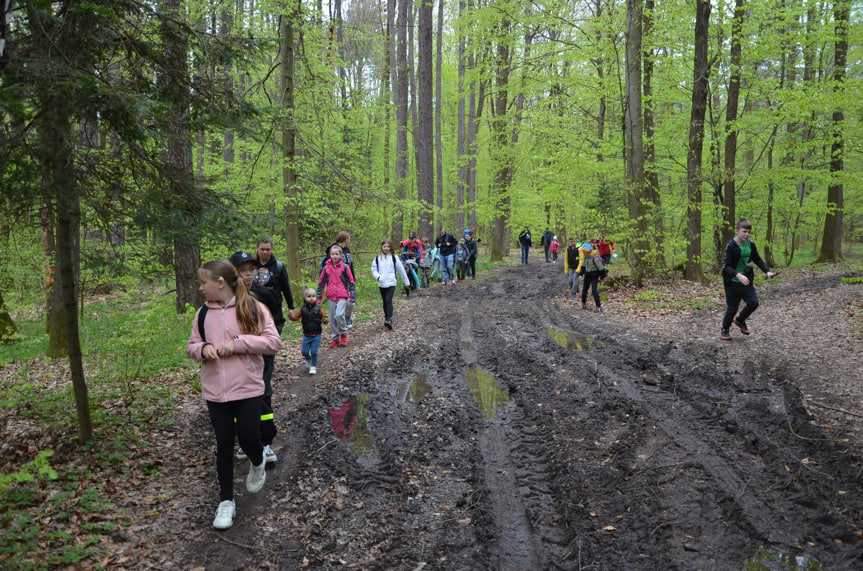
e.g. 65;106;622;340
175;261;863;570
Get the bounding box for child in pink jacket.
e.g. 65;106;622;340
186;259;282;530
317;244;357;348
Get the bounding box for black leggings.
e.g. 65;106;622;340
581;274;601;308
379;286;395;321
207;396;264;501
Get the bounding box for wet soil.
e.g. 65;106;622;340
145;259;863;570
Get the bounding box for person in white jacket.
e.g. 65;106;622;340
371;239;412;329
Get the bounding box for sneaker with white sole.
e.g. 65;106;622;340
236;448;247;460
309;366;317;375
213;500;235;529
246;457;266;493
263;444;277;464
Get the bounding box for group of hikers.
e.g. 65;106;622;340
186;217;774;530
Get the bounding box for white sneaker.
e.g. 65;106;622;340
263;444;277;464
309;366;317;375
235;448;247;460
247;457;266;493
213;500;235;529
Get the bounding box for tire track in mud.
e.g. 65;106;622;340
458;314;540;569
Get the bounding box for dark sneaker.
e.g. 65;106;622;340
720;329;731;341
733;315;750;335
384;320;393;330
582;303;587;310
595;307;604;313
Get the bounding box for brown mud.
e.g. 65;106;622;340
146;259;863;570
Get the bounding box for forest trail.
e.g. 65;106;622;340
141;257;863;569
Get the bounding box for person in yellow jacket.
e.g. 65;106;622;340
563;236;584;300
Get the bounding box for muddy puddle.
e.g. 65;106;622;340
547;325;598;350
328;394;380;468
394;373;432;403
464;367;510;419
745;548;824;570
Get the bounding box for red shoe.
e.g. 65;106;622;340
733;315;750;335
329;339;339;348
339;334;348;346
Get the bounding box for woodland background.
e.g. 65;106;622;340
0;0;861;443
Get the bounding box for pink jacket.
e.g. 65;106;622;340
317;259;356;302
186;297;282;403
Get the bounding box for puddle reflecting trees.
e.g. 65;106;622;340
464;367;510;420
745;548;823;570
328;394;380;468
395;374;431;403
547;326;597;350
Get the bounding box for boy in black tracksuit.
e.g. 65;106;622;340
720;219;776;340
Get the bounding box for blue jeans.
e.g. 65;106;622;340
441;254;455;283
568;269;580;294
521;245;529;264
301;333;322;366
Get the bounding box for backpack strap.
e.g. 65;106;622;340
198;305;209;342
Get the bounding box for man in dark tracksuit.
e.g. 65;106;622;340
720;218;775;340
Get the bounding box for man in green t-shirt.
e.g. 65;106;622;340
720;218;776;340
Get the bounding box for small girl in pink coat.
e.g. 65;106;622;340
186;259;282;530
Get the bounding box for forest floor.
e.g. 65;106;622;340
9;254;863;570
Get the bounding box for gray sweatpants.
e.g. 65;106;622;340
329;299;353;339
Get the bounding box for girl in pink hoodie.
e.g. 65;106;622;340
186;259;282;530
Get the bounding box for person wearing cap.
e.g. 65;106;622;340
579;242;606;312
229;251;282;465
399;231;424;263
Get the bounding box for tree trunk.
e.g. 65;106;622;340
457;0;467;233
0;287;16;343
684;0;710;283
642;0;663;268
489;18;511;263
162;0;202;313
467;0;478;230
394;0;409;240
719;0;743;266
818;0;848;262
624;0;648;286
433;0;444;238
416;0;434;238
281;8;301;295
384;0;394;237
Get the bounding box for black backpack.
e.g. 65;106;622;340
197;303;258;341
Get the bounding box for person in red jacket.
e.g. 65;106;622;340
187;259;282;530
399;231;424;262
594;235;616;265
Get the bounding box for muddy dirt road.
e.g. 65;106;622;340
163;259;863;570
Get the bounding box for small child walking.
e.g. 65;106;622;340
563;237;582;299
186;259;282;530
317;244;356;348
289;287;329;374
550;236;560;263
371;239;412;329
418;238;433;288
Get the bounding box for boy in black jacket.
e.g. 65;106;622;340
720;219;776;340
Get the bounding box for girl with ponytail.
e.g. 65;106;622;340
186;259;282;530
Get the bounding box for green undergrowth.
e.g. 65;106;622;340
627;288;715;311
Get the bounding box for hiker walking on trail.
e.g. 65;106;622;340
288;287;328;375
324;232;356;330
317;244;357;348
418;237;433;287
541;228;554;262
720;218;776;341
594;235;616;265
186;259;281;530
550;236;560;263
579;243;607;312
518;227;532;264
230;252;281;465
463;231;478;280
436;227;458;285
371;239;411;330
563;237;582;299
253;237;295;331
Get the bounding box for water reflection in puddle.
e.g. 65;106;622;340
548;326;597;350
329;394;380;468
744;548;823;570
464;367;510;420
395;374;431;403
